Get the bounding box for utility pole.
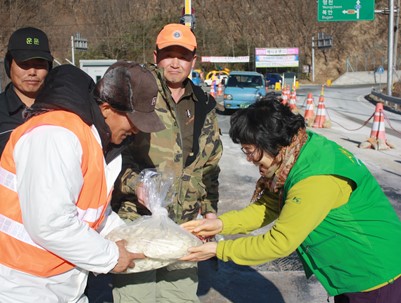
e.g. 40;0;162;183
184;0;192;28
181;0;195;29
393;0;400;77
387;0;395;95
312;36;315;83
70;36;75;66
182;0;194;79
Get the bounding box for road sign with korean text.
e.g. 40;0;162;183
318;0;375;22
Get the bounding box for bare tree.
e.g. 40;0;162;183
0;0;390;81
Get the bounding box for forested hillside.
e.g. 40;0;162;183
0;0;392;83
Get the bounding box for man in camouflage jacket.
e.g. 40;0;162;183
112;23;223;303
114;63;222;224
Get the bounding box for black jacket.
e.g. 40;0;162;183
0;83;26;156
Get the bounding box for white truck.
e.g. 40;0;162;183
80;59;117;83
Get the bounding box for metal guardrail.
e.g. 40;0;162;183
371;89;401;106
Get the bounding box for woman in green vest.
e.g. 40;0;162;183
181;98;401;302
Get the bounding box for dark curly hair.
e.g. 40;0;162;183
229;97;306;156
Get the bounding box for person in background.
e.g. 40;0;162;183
181;98;401;303
0;26;53;155
0;62;164;302
112;23;223;303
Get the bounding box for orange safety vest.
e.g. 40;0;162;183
0;111;109;277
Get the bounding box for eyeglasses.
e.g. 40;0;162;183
241;147;258;158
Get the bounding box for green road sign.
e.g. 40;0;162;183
318;0;375;22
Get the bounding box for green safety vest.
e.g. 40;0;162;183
284;131;401;295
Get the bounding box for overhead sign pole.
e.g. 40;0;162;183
376;3;400;96
317;1;396;95
70;33;88;66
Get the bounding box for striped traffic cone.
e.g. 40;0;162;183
281;85;290;105
288;89;298;113
210;80;216;97
217;82;223;96
312;95;328;128
303;93;315;127
359;103;394;150
313;85;327;127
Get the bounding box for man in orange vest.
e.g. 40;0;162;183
0;62;164;302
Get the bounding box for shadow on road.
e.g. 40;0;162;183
198;258;285;303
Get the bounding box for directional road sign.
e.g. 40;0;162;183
318;0;375;22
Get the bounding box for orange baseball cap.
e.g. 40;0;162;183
156;23;197;52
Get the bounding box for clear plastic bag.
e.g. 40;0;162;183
106;169;202;273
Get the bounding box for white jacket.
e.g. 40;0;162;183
0;125;125;303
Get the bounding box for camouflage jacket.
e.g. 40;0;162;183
112;64;223;224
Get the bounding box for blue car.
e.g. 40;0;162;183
223;71;266;110
265;73;282;88
191;70;202;86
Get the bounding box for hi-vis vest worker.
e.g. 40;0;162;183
0;111;109;277
0;63;163;303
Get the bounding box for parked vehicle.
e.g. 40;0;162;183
204;70;229;86
223;71;266;110
265;73;282;88
191;70;202;86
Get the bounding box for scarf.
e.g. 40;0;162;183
250;128;308;205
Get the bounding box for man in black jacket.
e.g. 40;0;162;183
0;27;53;155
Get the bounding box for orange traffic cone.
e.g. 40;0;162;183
281;86;290;105
210;80;216;97
217;82;223;96
312;95;329;128
359;103;394;150
304;93;315;127
288;89;298;113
